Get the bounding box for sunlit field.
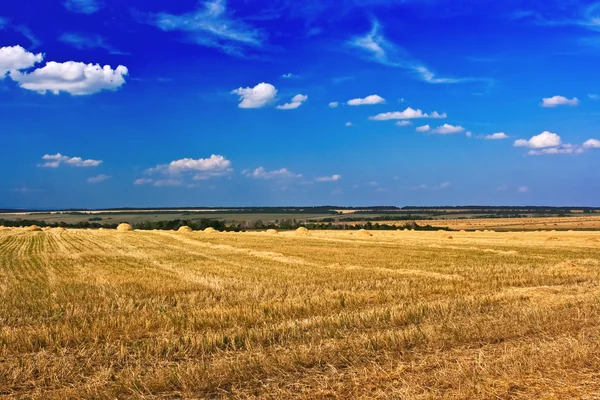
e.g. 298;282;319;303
1;227;600;399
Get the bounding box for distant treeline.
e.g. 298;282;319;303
0;218;444;232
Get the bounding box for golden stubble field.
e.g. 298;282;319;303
1;228;600;399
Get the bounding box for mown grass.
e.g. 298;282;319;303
1;228;599;399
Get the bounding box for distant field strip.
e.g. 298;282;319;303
1;229;600;399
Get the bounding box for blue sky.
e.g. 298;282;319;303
2;0;600;208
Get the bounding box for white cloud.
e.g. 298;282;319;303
583;138;600;148
347;94;385;106
146;154;233;181
431;124;465;134
346;122;354;127
39;153;102;168
466;131;473;137
527;144;584;156
64;0;101;14
243;167;302;180
0;45;43;77
10;62;128;95
134;178;183;187
277;93;308;110
484;132;509;140
329;101;339;108
396;120;412;126
315;174;342;182
59;33;124;55
541;95;579;107
370;107;447;121
588;94;600;100
514;131;561;148
145;0;263;56
348;20;488;85
281;73;297;79
87;174;110;183
416;124;430;132
232;82;276;108
412;182;450;191
518;186;529;193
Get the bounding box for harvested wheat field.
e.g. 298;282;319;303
1;228;600;399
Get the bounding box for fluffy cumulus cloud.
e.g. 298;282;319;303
484;132;509;140
431;124;464;134
277;94;308;110
328;101;339;108
370;107;447;121
514;132;600;156
396;121;412;126
541;95;579;107
347;94;385;106
39;153;102;168
10;62;128;95
232;82;276;108
0;45;43;77
315;174;342;182
137;155;233;186
514;131;562;148
583;138;600;148
416;124;430;132
87;174;110;183
242;167;302;179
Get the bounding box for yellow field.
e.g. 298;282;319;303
367;215;600;231
1;228;600;399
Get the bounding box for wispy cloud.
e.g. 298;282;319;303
243;167;302;180
87;174;110;183
315;174;342;182
39;153;102;168
59;32;125;55
14;26;40;48
431;124;465;134
348;20;490;84
142;0;264;56
64;0;101;14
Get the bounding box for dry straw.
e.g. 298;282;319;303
116;223;133;232
295;227;310;236
24;225;42;232
204;227;217;233
266;229;279;234
178;226;193;233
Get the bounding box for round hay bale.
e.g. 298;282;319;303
41;227;52;231
295;227;310;236
357;229;372;237
54;227;66;232
178;226;193;233
98;227;105;231
447;235;453;239
116;223;132;232
25;225;42;232
204;227;217;233
266;229;279;234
